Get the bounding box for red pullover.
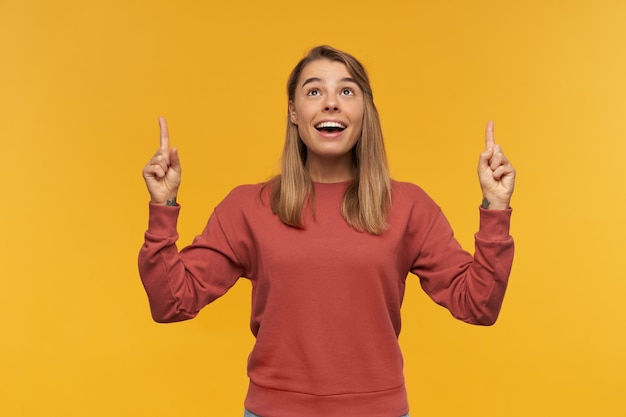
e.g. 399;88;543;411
138;180;514;417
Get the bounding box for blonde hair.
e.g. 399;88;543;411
267;45;391;234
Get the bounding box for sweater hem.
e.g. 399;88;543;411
244;380;409;417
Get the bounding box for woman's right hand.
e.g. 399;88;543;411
142;117;182;205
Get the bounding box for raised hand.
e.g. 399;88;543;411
142;117;182;205
477;121;515;210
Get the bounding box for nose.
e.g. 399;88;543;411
323;95;339;112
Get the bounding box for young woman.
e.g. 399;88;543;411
139;45;515;417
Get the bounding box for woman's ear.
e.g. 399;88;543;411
288;101;297;125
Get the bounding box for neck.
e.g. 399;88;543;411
305;156;355;183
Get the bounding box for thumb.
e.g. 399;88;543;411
169;147;182;173
478;146;494;170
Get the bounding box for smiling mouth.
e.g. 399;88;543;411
315;121;346;133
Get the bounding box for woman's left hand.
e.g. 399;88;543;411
477;121;516;210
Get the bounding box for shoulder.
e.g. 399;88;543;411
215;182;271;213
224;182;267;199
390;179;438;207
388;180;444;234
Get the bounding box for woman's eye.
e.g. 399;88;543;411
341;89;354;96
307;89;320;96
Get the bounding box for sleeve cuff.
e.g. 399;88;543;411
147;202;181;237
476;206;512;241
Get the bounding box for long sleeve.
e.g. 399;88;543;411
410;206;514;326
138;203;245;323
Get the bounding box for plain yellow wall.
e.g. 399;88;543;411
1;0;625;416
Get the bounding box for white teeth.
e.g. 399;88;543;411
316;121;346;129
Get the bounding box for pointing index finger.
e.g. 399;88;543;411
485;120;495;150
159;116;169;150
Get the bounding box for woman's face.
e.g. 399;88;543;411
289;59;364;176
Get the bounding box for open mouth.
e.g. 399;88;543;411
315;121;346;133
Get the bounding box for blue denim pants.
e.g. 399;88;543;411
244;410;409;417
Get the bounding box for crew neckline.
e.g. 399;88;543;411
312;179;354;186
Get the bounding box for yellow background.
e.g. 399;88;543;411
1;0;625;416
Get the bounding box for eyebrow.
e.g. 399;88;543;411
301;77;358;87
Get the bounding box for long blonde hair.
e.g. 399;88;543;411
267;45;391;234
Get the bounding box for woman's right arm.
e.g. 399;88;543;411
138;118;243;323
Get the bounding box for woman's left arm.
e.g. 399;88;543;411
411;122;515;325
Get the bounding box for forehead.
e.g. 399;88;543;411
298;59;354;83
